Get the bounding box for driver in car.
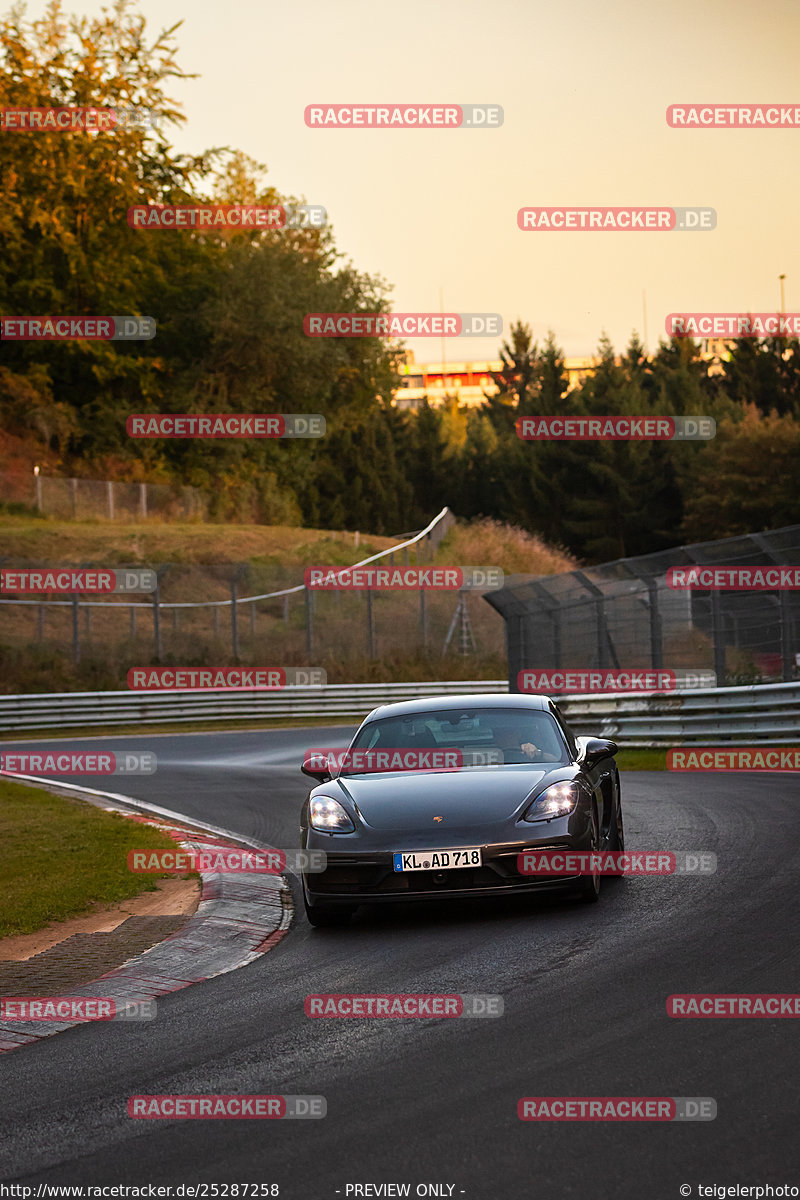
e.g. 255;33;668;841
494;722;547;761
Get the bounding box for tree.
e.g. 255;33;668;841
681;404;800;540
0;0;215;445
486;319;540;420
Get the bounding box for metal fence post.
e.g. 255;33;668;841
230;579;239;658
780;592;794;682
574;572;620;670
647;579;663;669
72;595;80;663
711;590;726;681
305;588;314;655
153;584;162;662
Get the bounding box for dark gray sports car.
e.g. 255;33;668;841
299;692;623;926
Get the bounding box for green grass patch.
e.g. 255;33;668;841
0;516;396;566
614;747;667;771
0;778;190;939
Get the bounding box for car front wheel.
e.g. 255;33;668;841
576;804;601;904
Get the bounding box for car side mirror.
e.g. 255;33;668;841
581;737;618;765
301;753;332;783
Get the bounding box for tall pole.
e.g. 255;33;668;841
642;288;648;352
439;285;445;393
779;274;786;313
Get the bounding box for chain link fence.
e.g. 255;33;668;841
485;525;800;688
1;472;209;521
0;507;510;683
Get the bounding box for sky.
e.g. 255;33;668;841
19;0;800;362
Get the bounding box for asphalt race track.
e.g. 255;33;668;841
1;726;799;1198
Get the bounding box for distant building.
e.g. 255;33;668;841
391;341;738;409
697;337;733;376
392;352;598;409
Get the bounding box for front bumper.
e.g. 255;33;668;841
302;837;591;906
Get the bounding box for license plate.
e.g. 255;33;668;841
393;848;483;872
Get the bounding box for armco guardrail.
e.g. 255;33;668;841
558;681;800;747
0;681;797;743
0;681;508;733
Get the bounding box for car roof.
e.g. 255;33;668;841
361;692;551;723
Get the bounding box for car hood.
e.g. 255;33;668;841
328;765;565;831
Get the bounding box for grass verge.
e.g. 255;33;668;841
615;748;667;771
0;777;189;939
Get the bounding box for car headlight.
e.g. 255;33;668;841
310;795;355;833
522;781;584;822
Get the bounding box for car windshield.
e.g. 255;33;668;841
337;707;569;775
